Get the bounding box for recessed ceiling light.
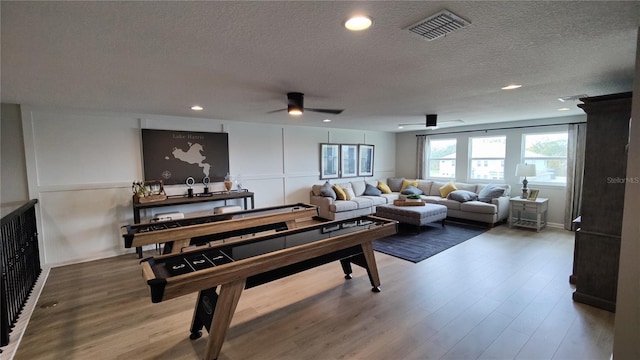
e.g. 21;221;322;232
345;15;373;31
397;125;404;129
191;105;203;111
558;107;571;111
323;119;332;123
501;84;522;90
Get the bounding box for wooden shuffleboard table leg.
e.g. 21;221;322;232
340;258;353;279
204;278;246;360
190;287;218;339
360;241;381;292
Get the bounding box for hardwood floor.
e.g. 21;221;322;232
12;225;615;360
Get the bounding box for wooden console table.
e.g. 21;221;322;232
131;191;254;257
132;191;254;224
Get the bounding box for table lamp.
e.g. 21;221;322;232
516;163;536;198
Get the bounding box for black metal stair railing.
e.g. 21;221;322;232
1;199;41;349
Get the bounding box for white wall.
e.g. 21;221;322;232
20;106;396;265
1;104;29;203
394;115;587;227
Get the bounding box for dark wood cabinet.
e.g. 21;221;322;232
572;92;632;312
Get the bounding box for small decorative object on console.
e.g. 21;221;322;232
132;180;167;203
224;172;233;193
235;174;243;191
200;176;212;197
186;177;195;198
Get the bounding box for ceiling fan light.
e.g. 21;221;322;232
288;105;303;116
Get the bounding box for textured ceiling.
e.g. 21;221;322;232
2;1;639;133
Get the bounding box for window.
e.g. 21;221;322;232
427;139;456;178
469;136;506;180
522;132;568;185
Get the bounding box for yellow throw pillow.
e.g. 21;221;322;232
377;181;392;194
333;185;347;200
439;181;458;198
400;179;419;192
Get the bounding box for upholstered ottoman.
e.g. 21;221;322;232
375;203;447;230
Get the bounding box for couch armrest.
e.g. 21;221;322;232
492;196;510;220
310;195;335;220
310;195;333;208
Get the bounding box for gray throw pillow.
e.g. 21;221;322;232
448;189;478;202
363;183;382;196
401;185;423;195
387;177;405;192
477;185;505;203
320;181;336;200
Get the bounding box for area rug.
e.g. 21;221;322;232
373;222;488;263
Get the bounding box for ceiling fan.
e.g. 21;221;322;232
268;92;344;116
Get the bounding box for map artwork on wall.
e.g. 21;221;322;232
141;129;229;185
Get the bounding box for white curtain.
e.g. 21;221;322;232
416;135;428;179
564;123;587;230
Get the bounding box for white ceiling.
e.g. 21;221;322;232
2;1;639;133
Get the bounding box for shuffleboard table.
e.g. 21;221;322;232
122;203;318;258
140;215;397;360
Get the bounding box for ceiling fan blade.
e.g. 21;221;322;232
306;108;344;115
266;108;287;114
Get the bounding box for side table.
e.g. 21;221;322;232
509;197;549;232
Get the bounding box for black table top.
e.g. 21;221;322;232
148;216;387;278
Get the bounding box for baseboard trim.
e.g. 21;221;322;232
1;265;50;360
573;290;616;313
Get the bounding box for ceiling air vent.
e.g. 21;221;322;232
405;10;471;41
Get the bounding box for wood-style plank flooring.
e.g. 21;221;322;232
13;225;615;360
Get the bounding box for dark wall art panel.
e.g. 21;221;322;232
141;129;229;185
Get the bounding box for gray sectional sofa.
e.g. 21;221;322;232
310;178;511;226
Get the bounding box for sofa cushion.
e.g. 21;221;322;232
400;179;419;192
477;183;511;198
360;195;387;206
333;185;347;200
477;184;506;203
319;181;336;200
330;200;358;213
377;181;392;194
428;197;462;211
439;181;458;198
351;181;366;196
344;187;356;200
401;185;423;195
351;197;374;209
363;183;382;196
311;184;323;196
460;201;497;214
381;193;399;203
429;181;447;196
448;189;478;202
387;177;405;192
454;182;477;193
417;180;433;195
